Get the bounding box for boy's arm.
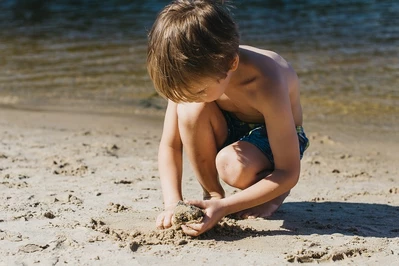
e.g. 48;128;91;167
182;65;300;236
157;100;183;228
222;64;300;215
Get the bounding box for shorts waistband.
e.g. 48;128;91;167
296;126;304;133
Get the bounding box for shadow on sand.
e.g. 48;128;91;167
201;201;398;241
273;201;398;238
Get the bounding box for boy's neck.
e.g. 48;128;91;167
226;48;250;90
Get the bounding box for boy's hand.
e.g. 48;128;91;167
181;199;226;236
156;208;175;229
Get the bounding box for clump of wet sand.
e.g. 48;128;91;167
172;201;205;229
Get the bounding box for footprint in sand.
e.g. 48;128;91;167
106;202;131;213
50;157;89;176
286;247;369;263
389;188;398;194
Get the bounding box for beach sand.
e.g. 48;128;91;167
0;105;398;265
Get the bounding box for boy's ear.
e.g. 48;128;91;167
230;55;239;71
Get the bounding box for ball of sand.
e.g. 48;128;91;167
172;201;205;228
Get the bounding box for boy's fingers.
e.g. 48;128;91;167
156;216;164;229
156;213;174;229
163;215;172;228
185;222;204;232
181;225;201;237
185;199;205;208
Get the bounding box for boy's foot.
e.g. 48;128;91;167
203;190;225;201
236;191;290;219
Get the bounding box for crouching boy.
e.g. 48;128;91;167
147;0;309;236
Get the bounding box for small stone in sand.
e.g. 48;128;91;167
130;241;140;252
43;211;55;219
172;201;205;229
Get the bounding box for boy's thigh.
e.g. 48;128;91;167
240;126;310;167
177;102;228;148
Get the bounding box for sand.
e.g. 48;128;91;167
0;105;398;265
172;201;205;229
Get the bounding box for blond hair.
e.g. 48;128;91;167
147;0;239;102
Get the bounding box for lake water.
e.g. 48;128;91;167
0;0;398;128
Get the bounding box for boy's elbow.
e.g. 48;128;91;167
285;169;300;190
288;159;301;187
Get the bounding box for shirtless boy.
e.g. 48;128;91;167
147;0;309;236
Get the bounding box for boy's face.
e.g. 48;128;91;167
191;71;233;103
187;55;239;103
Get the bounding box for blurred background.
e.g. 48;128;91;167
0;0;398;128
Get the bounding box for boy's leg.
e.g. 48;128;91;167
177;102;228;200
216;141;289;218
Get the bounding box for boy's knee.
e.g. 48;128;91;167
177;103;210;125
216;148;247;189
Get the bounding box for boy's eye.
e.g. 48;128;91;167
195;88;206;95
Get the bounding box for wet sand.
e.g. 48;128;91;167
0;106;398;265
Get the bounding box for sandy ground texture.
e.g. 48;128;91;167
0;106;398;266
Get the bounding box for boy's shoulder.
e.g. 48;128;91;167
240;45;277;56
239;45;290;70
237;45;293;88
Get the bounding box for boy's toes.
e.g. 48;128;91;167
258;212;273;219
241;212;257;219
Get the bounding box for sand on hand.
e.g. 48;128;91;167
172;201;205;229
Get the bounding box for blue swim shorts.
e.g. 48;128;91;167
220;110;310;166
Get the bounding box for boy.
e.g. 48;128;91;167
147;0;309;236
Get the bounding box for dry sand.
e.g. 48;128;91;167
0;106;398;265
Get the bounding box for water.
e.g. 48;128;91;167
0;0;398;127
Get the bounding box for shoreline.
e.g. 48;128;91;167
2;93;398;142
